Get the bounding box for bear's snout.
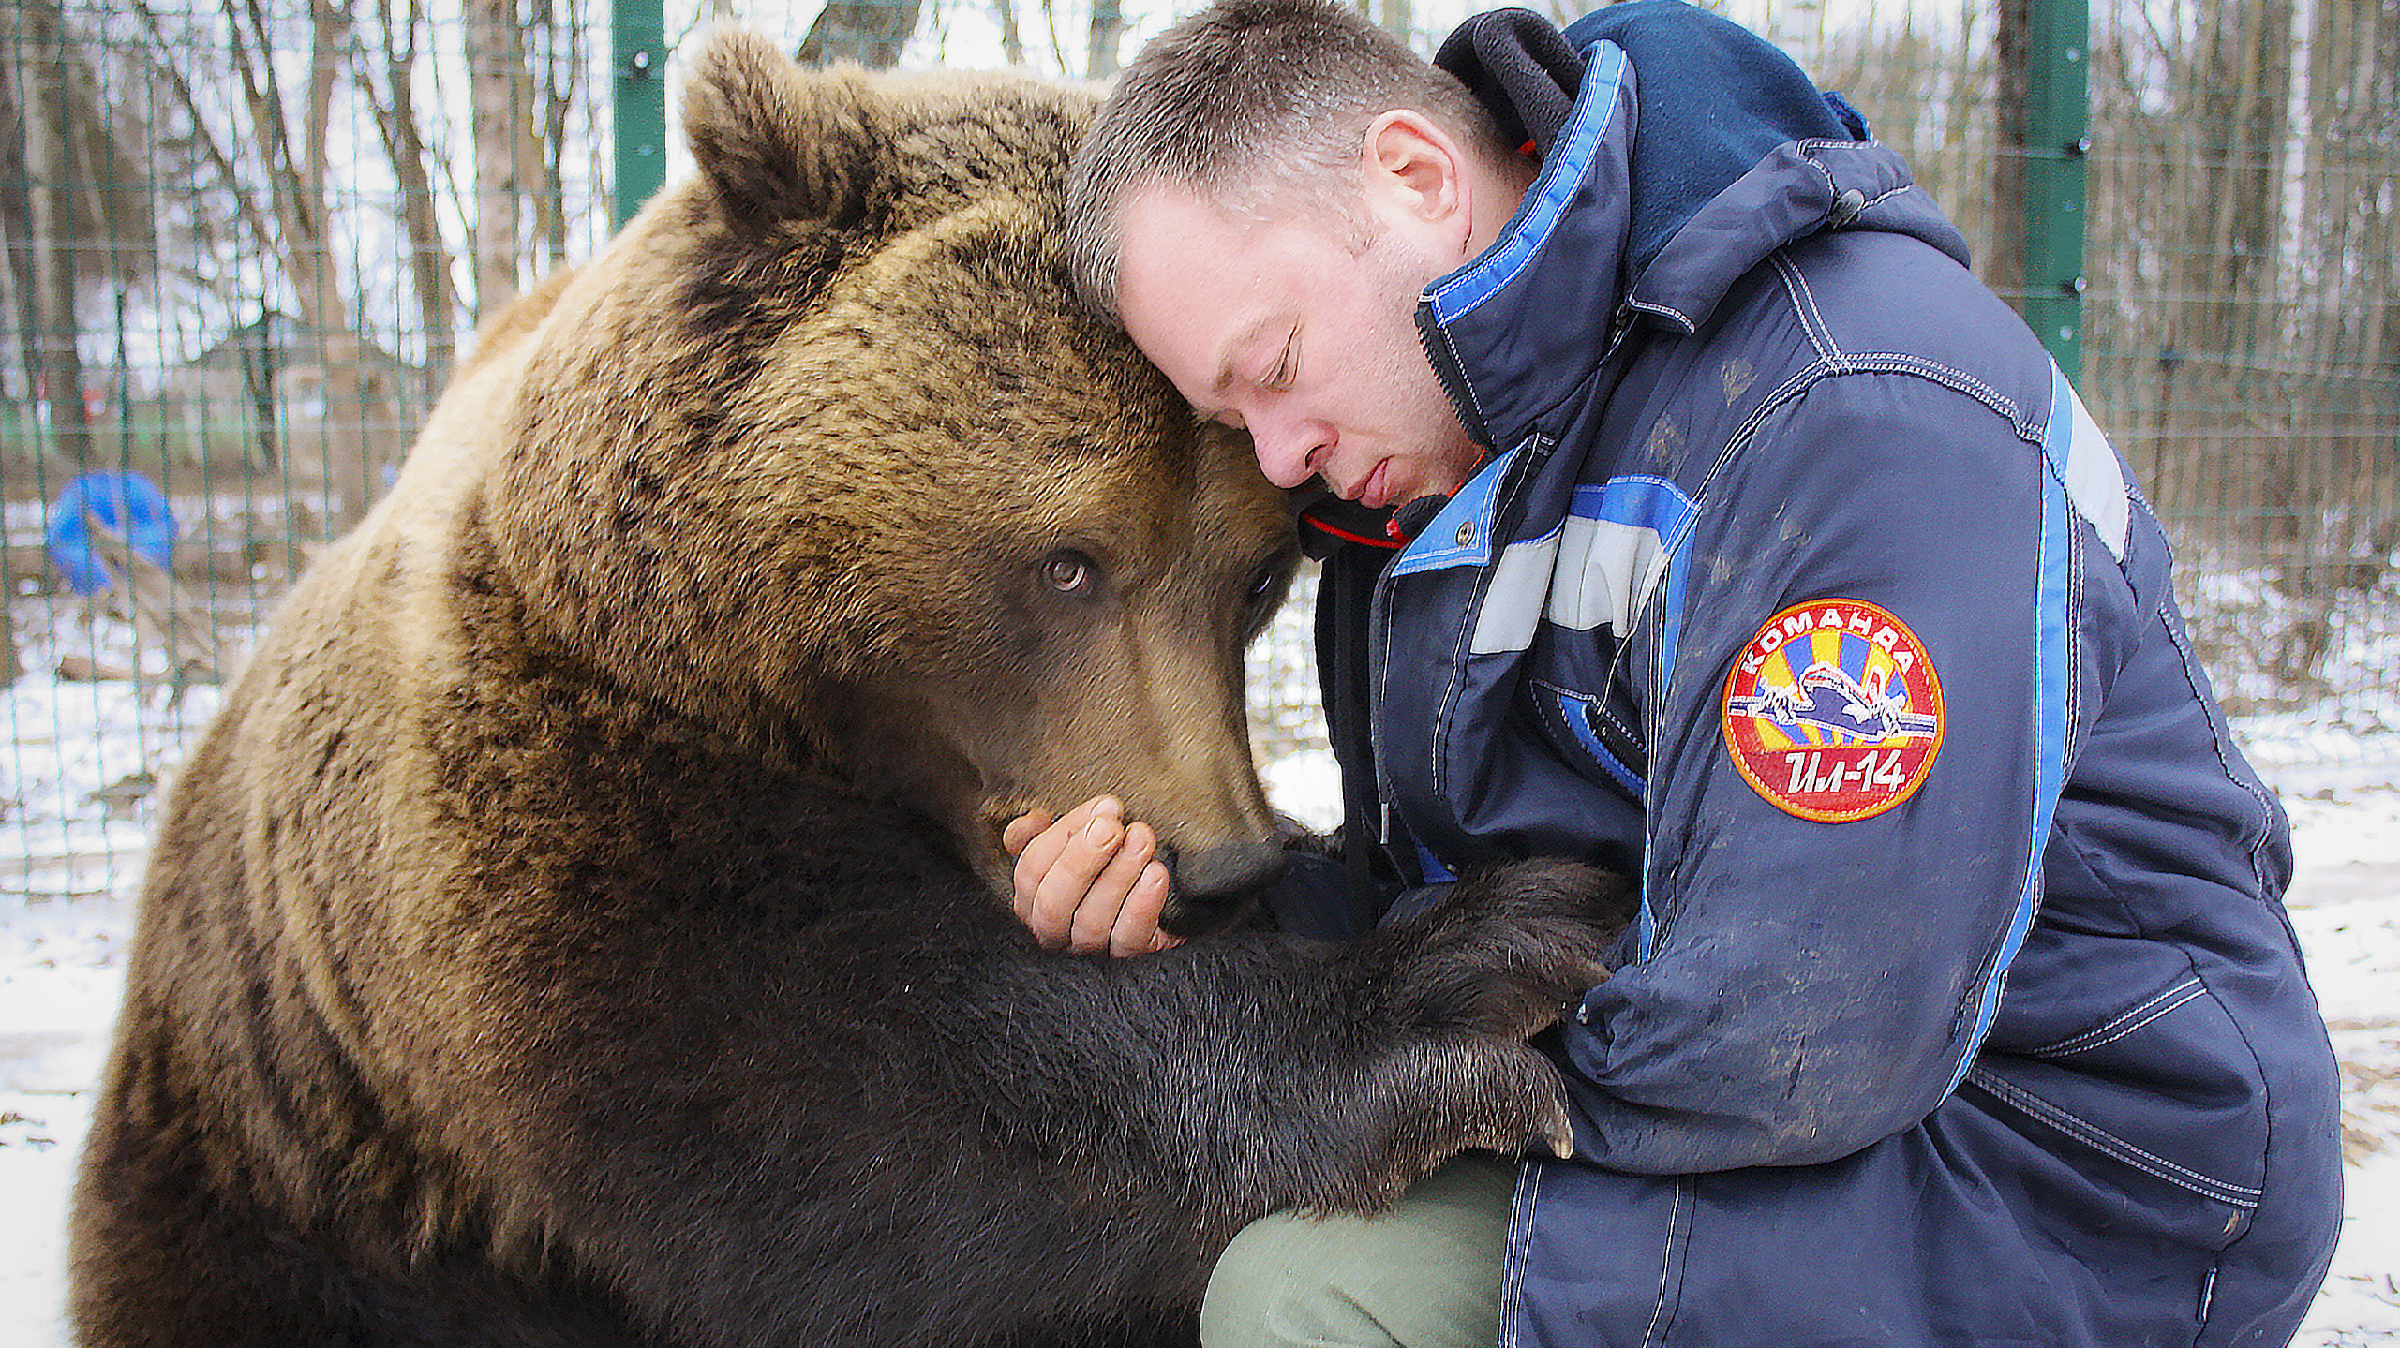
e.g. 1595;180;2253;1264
1161;839;1289;935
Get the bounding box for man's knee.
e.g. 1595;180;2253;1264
1199;1155;1518;1348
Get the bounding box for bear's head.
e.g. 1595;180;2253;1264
472;34;1299;929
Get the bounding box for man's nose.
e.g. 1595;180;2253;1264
1247;413;1324;490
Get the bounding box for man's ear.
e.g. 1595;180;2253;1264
1359;110;1470;236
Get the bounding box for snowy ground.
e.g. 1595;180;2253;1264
4;596;2399;1343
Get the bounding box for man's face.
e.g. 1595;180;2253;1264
1112;181;1487;511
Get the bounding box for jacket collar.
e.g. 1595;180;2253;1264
1415;38;1638;457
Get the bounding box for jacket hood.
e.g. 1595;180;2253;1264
1566;3;1874;281
1419;3;1971;452
1440;2;1866;287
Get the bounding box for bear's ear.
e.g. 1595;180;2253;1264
681;31;882;231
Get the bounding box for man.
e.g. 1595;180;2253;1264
1008;2;2344;1344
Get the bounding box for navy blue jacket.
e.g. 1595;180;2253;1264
1290;5;2343;1343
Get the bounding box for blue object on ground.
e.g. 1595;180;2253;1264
45;471;177;593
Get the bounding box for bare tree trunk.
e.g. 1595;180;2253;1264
129;0;283;473
2219;1;2295;554
466;0;527;319
302;0;382;528
363;0;459;391
1;594;20;686
2112;0;2291;557
797;0;923;68
534;0;579;271
1937;6;1991;275
1989;0;2030;311
2268;0;2400;686
0;17;50;451
27;148;92;467
238;325;279;470
1086;0;1126;78
994;0;1025;67
4;0;95;467
226;0;391;528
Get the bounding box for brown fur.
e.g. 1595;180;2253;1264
67;35;1625;1348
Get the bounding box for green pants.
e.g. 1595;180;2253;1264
1199;1155;1518;1348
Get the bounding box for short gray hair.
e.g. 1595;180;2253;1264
1062;0;1510;318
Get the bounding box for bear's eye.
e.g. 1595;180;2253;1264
1038;549;1101;599
1245;562;1282;611
1241;552;1295;630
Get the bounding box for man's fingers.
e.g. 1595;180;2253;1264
1070;821;1157;954
1012;798;1111;929
1002;807;1055;860
1026;799;1129;948
1110;857;1175;958
1006;798;1178;958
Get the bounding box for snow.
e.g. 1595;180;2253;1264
2287;780;2400;1345
5;597;2398;1344
0;891;117;1347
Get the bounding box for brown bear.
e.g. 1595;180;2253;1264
66;33;1624;1348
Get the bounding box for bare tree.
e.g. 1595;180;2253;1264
0;21;56;465
2080;0;2400;697
531;0;585;272
1808;8;1992;266
1;0;94;467
1988;0;2030;309
2261;0;2400;684
1;594;20;686
797;0;923;68
0;0;157;470
358;0;462;390
1087;0;1128;78
465;0;538;319
994;0;1027;68
218;0;396;526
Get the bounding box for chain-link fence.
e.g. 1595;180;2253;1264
2;0;619;895
2082;0;2399;721
5;0;2398;897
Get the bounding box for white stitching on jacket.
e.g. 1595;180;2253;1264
1639;1179;1688;1347
1967;1066;2262;1206
1771;254;1846;371
1498;1161;1542;1348
2027;978;2206;1057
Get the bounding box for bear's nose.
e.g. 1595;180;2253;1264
1158;840;1289;935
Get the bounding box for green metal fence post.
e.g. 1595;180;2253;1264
2021;0;2090;379
613;0;666;229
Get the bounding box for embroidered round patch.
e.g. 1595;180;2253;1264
1720;598;1945;823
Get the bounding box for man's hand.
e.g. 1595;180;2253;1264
1004;796;1181;957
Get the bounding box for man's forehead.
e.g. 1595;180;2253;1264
1113;186;1270;401
1115;178;1245;248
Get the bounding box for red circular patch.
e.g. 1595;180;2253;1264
1720;599;1944;823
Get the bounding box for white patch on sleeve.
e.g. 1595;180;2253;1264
1468;515;1672;657
2054;375;2131;563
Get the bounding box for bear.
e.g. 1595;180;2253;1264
65;33;1626;1348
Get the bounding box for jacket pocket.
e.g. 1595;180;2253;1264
1530;680;1646;803
1965;963;2266;1253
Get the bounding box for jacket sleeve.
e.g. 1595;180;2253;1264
1549;371;2094;1174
